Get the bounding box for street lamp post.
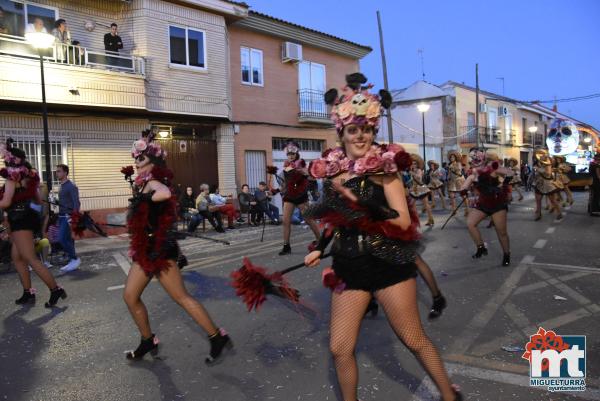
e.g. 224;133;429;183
25;32;55;192
417;103;430;166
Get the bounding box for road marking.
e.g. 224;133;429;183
531;269;593;305
113;252;130;275
524;307;593;337
545;227;555;234
413;362;600;400
107;284;125;291
448;255;533;355
532;239;547;249
529;261;600;274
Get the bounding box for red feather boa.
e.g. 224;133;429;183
318;196;421;241
127;166;177;275
0;171;40;204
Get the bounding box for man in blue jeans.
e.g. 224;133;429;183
254;181;280;224
56;164;81;272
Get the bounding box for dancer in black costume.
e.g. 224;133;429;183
0;139;66;307
122;131;232;363
303;73;461;401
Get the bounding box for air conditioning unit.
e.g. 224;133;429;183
479;103;487;113
498;105;509;116
282;42;302;63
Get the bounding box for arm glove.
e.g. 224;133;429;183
357;198;399;221
315;229;335;253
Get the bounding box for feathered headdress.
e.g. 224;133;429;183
283;141;300;155
131;129;167;162
0;138;26;166
324;73;392;133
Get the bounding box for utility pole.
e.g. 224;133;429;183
496;77;505;96
475;63;480;148
418;48;425;80
377;10;394;144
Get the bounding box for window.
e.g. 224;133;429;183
0;0;57;37
298;61;326;117
241;47;263;85
272;138;324;153
169;26;206;69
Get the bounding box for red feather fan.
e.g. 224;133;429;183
230;257;300;312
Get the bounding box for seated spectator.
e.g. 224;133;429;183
188;183;225;233
26;17;48;33
179;186;196;220
291;207;303;225
254;181;280;225
104;23;123;53
209;186;242;229
238;184;259;226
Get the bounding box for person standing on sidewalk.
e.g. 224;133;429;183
56;164;81;272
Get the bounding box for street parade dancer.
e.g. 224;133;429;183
427;160;446;210
461;148;513;266
276;141;320;255
409;154;435;226
303;73;461;401
122;130;232;363
532;148;563;221
553;155;573;207
446;150;468;214
507;158;524;201
0;138;67;307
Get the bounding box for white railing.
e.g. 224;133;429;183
0;34;145;75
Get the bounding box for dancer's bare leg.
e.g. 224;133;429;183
123;263;153;338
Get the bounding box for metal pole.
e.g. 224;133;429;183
422;112;427;167
376;10;393;144
39;53;53;192
475;63;480;148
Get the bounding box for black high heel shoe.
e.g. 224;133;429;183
15;288;36;305
126;334;159;360
428;294;447;319
205;328;233;366
44;287;66;308
278;243;291;255
472;244;488;259
502;253;510;266
364;299;379;317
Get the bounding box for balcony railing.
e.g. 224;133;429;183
0;34;145;75
298;89;329;121
459;126;502;145
533;132;545;147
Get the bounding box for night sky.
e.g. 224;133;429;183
246;0;600;128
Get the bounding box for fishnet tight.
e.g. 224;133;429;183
329;279;455;401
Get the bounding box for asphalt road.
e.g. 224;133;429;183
0;190;598;401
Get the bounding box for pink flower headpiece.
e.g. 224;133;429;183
283;141;300;155
0;138;25;166
131;130;167;161
324;73;392;132
309;143;411;179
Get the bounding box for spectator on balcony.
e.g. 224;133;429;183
0;7;8;35
53;19;71;63
26;17;48;34
104;23;123;53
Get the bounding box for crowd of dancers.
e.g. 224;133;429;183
1;71;598;401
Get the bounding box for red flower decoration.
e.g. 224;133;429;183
121;165;134;179
394;150;412;171
266;165;278;175
522;327;570;372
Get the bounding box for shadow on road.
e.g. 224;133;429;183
0;306;67;401
128;357;187;400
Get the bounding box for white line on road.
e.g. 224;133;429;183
448;255;534;355
529;261;600;274
533;239;547;249
545;227;556;234
412;363;600;401
107;284;125;291
113;252;130;275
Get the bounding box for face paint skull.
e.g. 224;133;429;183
469;148;486;168
351;94;370;116
547;118;579;156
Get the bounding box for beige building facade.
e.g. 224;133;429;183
0;0;247;220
